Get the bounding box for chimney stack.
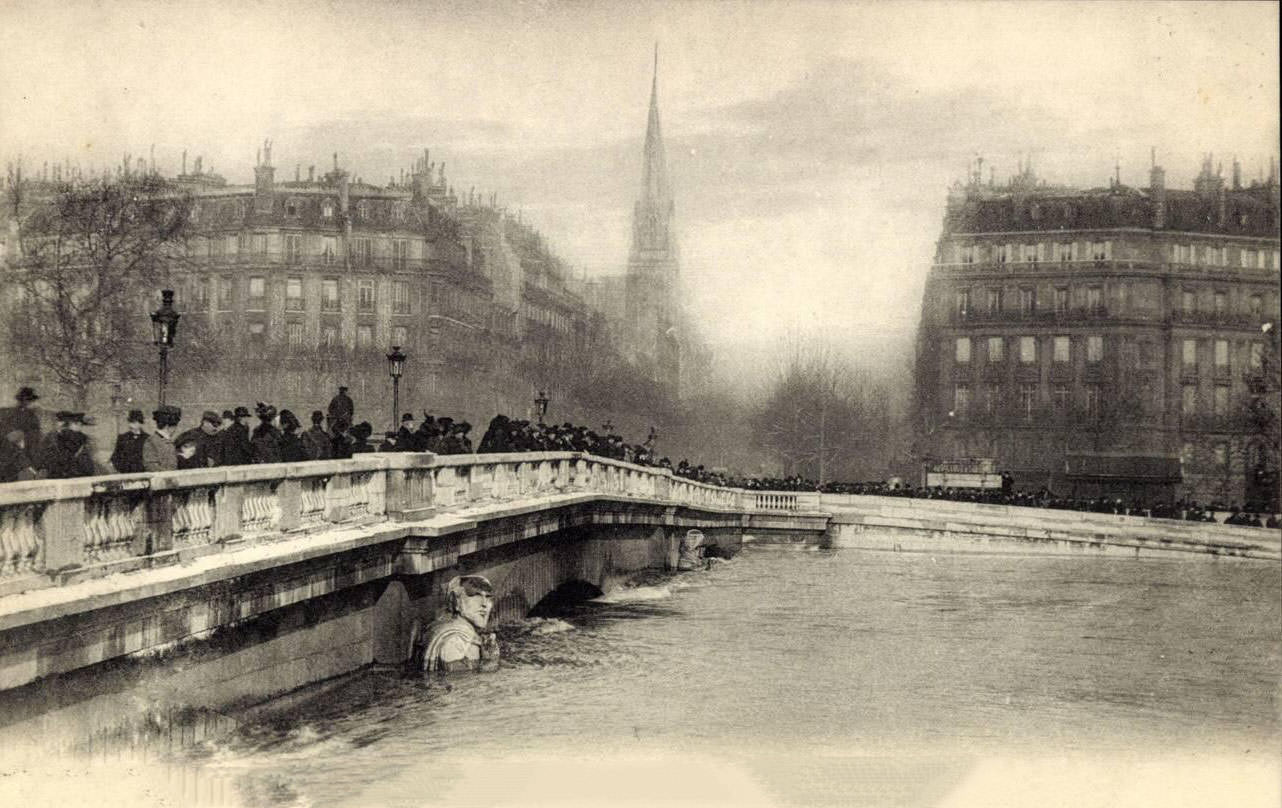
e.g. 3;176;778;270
1149;148;1166;229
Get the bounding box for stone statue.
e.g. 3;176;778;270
410;575;500;675
677;529;706;571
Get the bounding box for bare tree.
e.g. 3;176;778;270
4;172;193;406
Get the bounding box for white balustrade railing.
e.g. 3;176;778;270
0;451;815;595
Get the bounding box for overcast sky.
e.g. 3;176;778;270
2;0;1278;378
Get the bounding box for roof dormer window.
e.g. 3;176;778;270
286;197;301;217
357;200;370;219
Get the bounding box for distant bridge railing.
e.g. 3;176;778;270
0;451;790;598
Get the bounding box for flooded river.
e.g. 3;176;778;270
5;545;1280;806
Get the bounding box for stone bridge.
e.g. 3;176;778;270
0;451;1276;748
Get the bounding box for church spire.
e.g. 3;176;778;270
641;40;669;211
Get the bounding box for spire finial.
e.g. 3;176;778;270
651;41;659;105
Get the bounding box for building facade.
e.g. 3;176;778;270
916;156;1281;507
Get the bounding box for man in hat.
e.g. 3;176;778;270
142;405;181;471
0;387;43;457
303;410;332;460
220;406;255;466
110;409;149;473
397;413;420;452
176;410;223;469
39;411;95;479
429;417;454;453
350;421;376;453
327;385;354;429
409;575;500;675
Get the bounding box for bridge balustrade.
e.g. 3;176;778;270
0;452;802;598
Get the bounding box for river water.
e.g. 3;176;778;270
7;545;1282;807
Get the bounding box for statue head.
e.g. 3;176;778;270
447;575;494;630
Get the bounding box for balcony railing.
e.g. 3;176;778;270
950;306;1114;325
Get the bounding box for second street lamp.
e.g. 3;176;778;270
387;345;407;435
534;390;549;424
150;289;180;406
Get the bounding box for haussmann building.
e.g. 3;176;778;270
915;155;1280;509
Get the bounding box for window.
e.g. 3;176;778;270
1214;291;1227;316
192;277;210;309
1240;249;1254;268
286;277;304;311
248;322;266;342
1019;384;1037;420
1054;243;1074;262
1214;339;1229;370
353;238;373;267
1250;342;1264;370
321;325;338;346
1250;294;1262;317
1086;286;1102;313
1053;336;1070;363
217;276;233;310
1181;384;1197;416
1086;335;1103;364
226;234;238;256
1091;241;1111;261
322;236;337;265
1019;336;1037;364
1019;288;1035;316
1022;244;1039;264
209;237;225;258
1084;384;1100;416
1054;287;1068;315
393;280;411;314
987;288;1002;314
357;279;376;312
392;325;408;346
1182;339;1197;370
287;321;304;346
1214;443;1229;469
1214;385;1229;417
954;385;970;415
322;278;340;312
247;276;266;310
959;245;975;264
955;289;971;318
356;325;373;348
286;198;300;217
236;232;249;254
1180;442;1195;466
987;337;1005;363
322;201;334;219
1053;384;1070;410
284;234;302;264
254;234;268;256
984;384;1000;414
1182;289;1196;314
955;337;971;364
997;244;1011;264
393;239;408;269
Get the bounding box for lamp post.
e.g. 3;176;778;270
387;345;407;433
534;390;549;424
150;289;180;406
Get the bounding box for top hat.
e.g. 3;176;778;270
15;387;39;403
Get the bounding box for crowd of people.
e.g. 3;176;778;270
0;385;1277;529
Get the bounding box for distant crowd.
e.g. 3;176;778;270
0;385;1277;530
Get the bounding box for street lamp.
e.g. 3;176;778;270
387;345;407;433
602;419;615;434
534;390;549;424
150;289;180;406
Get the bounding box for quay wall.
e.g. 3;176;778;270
820;494;1282;560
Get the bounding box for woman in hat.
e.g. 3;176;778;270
142;406;181;472
278;409;309;462
250;402;283;464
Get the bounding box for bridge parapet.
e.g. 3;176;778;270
0;452;757;599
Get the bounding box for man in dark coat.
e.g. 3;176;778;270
278;410;309;462
220;406;255;466
40;412;94;479
350;422;376;453
396;413;420;452
110;409;149;473
0;387;43;457
327;386;354;428
330;418;353;459
302;410;332;460
176;411;223;469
